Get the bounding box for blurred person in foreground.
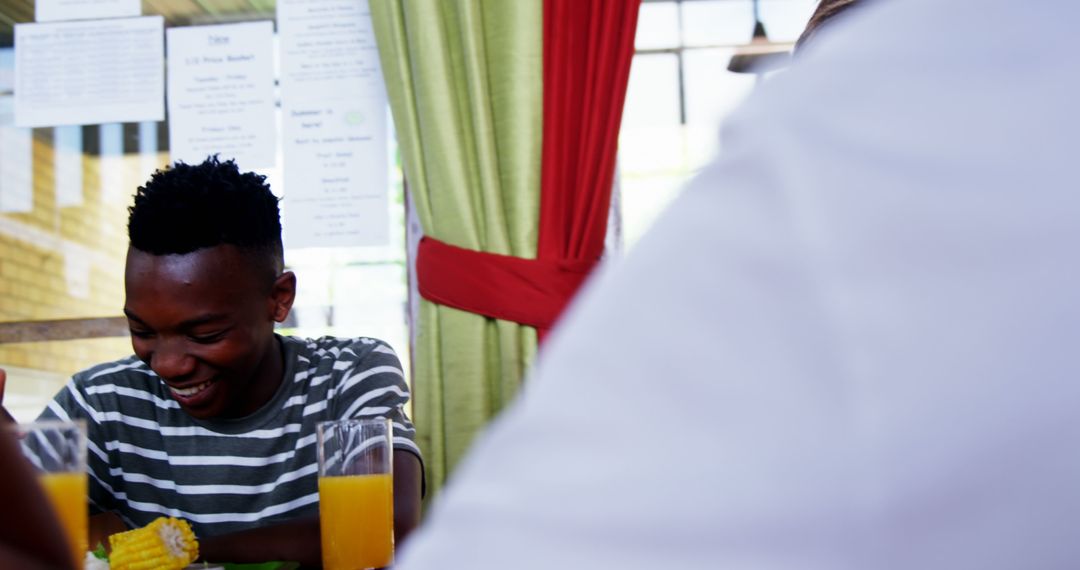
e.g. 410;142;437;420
0;424;74;569
394;0;1080;568
794;0;863;52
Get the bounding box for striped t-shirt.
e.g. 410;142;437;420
35;335;421;537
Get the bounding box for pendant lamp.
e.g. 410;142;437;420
727;0;792;74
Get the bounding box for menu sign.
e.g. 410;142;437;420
14;16;164;127
166;21;277;169
278;0;389;248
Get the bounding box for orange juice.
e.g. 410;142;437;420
319;473;394;570
39;472;88;567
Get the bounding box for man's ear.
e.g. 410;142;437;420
269;271;297;323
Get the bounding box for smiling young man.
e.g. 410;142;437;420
32;156;423;566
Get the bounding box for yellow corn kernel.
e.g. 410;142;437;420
109;517;199;570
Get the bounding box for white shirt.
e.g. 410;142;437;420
399;0;1080;568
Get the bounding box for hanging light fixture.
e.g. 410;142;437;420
727;0;792;74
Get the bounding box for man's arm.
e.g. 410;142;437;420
393;450;423;547
332;340;425;545
89;513;127;553
198;517;321;568
198;451;423;567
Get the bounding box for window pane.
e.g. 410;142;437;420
623;53;681;128
683;48;757;131
620;44;762;251
619;170;687;248
0;47;12;91
635;2;681;50
760;0;818;43
681;0;755;47
620;53;691;249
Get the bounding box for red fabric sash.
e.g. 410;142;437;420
416;236;594;331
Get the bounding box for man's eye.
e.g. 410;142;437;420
129;330;154;339
189;332;226;344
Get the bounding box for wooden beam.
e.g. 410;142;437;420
0;317;129;344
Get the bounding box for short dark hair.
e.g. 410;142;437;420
795;0;862;53
127;155;284;280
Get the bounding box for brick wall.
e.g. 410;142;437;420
0;127;159;381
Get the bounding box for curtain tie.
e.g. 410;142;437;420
416;236;596;330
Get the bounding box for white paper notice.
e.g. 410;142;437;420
14;16;164;127
167;21;277;169
36;0;140;23
0;97;33;213
278;0;389;248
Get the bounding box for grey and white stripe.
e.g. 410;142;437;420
35;335;421;538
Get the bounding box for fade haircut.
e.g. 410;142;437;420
127;155;284;285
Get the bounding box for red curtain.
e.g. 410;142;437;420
416;0;641;339
539;0;640;265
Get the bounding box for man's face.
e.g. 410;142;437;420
123;245;293;420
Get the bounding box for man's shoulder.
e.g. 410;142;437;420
283;335;404;397
71;355;153;387
50;355;166;416
286;334;398;365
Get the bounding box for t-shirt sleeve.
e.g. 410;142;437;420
35;378;120;517
331;340;422;461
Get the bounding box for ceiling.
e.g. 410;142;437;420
0;0;802;47
0;0;276;46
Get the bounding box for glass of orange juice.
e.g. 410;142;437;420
11;420;88;568
317;418;394;570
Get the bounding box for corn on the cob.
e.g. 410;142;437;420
108;516;199;570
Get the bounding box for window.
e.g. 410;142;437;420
619;0;816;246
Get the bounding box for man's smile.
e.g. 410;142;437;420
166;378;220;407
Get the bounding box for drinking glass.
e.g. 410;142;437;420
317;418;394;570
11;420;88;567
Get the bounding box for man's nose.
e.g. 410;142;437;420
150;339;196;380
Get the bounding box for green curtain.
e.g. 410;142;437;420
370;0;543;499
